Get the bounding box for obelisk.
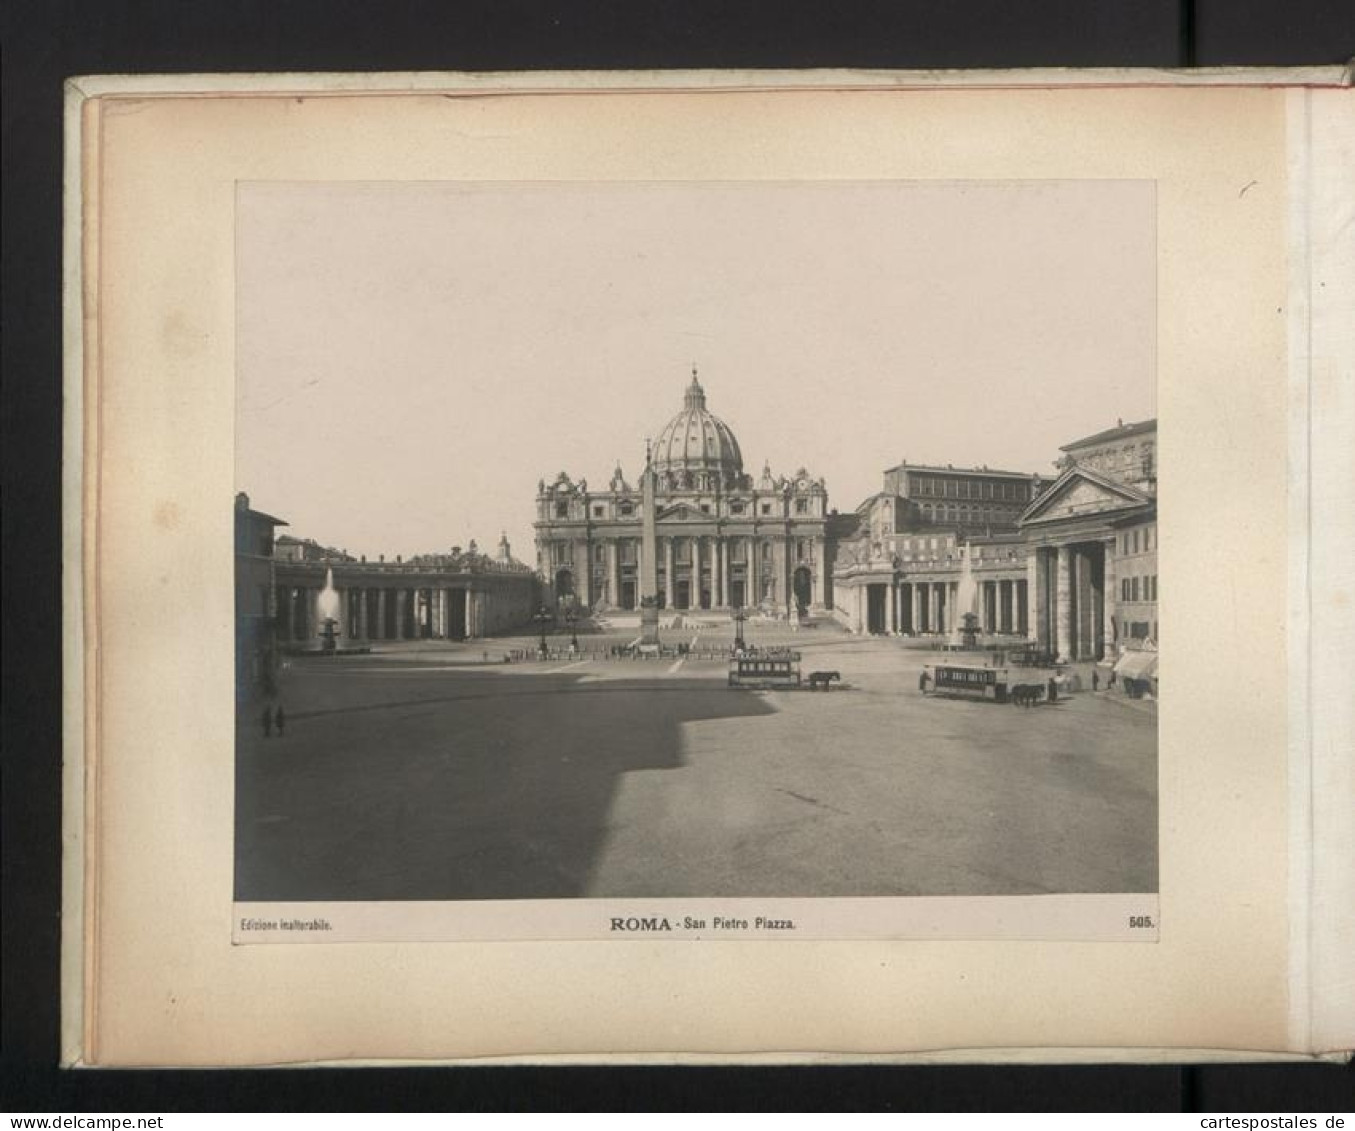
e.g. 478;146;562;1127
639;439;661;645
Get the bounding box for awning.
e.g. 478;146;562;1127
1114;650;1158;680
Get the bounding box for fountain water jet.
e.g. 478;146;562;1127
316;567;341;651
951;546;981;648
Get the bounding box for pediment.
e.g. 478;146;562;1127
1021;468;1150;525
656;502;706;522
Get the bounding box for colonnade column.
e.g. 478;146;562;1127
607;541;619;607
1055;545;1073;662
1103;536;1118;657
912;584;923;634
748;539;759;607
887;583;898;633
664;538;675;608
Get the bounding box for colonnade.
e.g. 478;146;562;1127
843;577;1030;636
275;584;483;643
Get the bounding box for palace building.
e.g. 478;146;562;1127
534;373;832;615
831;463;1046;637
832;418;1158;665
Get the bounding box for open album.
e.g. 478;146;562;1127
63;68;1354;1066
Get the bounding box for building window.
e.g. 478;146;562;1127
795;498;808;514
594;544;606;563
592;505;604;518
701;503;711;514
730;501;745;515
760;503;772;515
619;502;633;517
555;502;569;519
620;541;636;564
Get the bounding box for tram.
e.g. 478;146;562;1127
925;663;1011;703
728;651;802;689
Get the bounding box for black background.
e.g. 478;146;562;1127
4;0;1355;1112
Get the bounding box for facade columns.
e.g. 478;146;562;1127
718;539;728;607
748;539;759;608
1055;545;1073;661
664;538;675;608
1103;537;1118;657
811;543;824;608
375;589;387;640
395;589;408;639
887;581;898;633
929;583;940;635
911;583;922;634
1026;552;1042;648
607;541;619;607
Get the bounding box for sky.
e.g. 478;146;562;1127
236;180;1155;561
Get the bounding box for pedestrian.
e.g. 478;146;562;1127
1108;669;1117;691
1092;669;1100;692
261;704;273;738
274;705;286;736
918;670;930;695
1047;677;1058;704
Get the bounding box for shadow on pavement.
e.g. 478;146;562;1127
235;670;777;902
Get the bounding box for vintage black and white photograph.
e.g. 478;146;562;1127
233;180;1159;931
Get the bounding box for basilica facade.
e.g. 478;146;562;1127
534;374;832;614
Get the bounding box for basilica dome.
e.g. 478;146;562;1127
651;374;744;479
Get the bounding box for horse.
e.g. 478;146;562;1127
1011;683;1045;708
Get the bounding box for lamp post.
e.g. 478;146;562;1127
565;604;579;652
732;604;747;653
533;604;551;659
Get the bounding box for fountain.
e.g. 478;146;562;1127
316;567;341;652
950;546;982;649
